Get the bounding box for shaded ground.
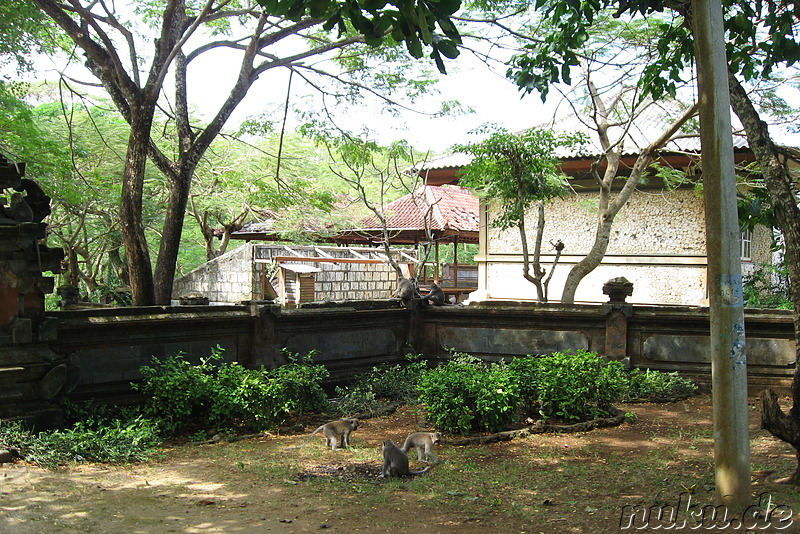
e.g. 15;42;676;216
2;393;799;533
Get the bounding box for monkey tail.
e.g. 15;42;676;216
287;425;324;450
409;466;432;475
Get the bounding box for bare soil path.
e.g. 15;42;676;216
2;394;798;533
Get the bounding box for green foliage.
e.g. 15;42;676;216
254;0;463;73
0;2;62;74
134;347;330;434
333;382;379;416
506;0;800;101
0;417;160;470
417;353;520;433
453;126;586;230
507;355;540;416
533;350;626;422
334;355;428;415
620;369;698;402
742;263;792;310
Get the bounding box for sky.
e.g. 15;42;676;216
178;41;543;154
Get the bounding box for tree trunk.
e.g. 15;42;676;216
153;168;192;305
519;201;546;302
560;103;699;303
120;109;156;306
761;389;800;484
729;70;800;483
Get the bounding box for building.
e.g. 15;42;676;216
418;120;785;306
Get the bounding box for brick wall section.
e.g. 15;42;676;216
172;244;256;304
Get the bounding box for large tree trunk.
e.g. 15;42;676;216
154;165;193;304
729;71;800;483
120;109;156;306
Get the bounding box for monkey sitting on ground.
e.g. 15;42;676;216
381;439;431;477
288;418;360;450
419;282;450;306
391;276;419;308
400;431;442;464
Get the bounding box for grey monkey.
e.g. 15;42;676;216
381;439;431;477
420;283;448;306
391;277;419;307
289;418;360;450
401;431;441;464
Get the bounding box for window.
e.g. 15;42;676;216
740;230;752;261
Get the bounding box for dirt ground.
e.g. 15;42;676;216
2;394;799;534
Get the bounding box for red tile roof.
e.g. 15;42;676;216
359;185;479;233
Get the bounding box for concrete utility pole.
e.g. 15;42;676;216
692;0;752;509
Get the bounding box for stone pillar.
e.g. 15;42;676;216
602;277;633;366
0;153;72;429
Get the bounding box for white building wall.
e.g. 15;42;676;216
473;187;772;306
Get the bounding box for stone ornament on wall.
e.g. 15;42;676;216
0;153;73;429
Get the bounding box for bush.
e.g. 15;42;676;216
364;355;428;402
534;350;626;422
0;417;161;470
417;353;520;434
621;369;698;402
508;355;540;417
134;347;330;434
333;354;428;416
743;263;792;309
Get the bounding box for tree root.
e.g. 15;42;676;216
760;389;800;485
443;409;627;446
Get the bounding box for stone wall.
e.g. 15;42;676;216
172;244;256;304
314;262;398;301
254;244;413;304
173;244;415;305
40;299;796;409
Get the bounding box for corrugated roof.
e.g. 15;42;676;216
359;185;479;233
417;105;760;171
543;106;750;158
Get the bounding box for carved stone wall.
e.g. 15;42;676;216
0;154;69;429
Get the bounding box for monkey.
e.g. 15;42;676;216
380;439;431;477
420;282;449;306
288;418;360;451
400;431;442;464
391;276;419;308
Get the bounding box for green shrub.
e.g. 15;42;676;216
333;354;428;416
417;353;520;434
265;355;331;416
743;263;792;309
0;417;161;470
333;382;378;416
508;355;540;417
621;369;698;401
134;350;218;433
134;347;330;434
534;350;626;422
364;355;428;402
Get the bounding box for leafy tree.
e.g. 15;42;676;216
188;133;340;260
0;1;62;75
325;132;435;277
27;0;464;306
454;126;584;302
